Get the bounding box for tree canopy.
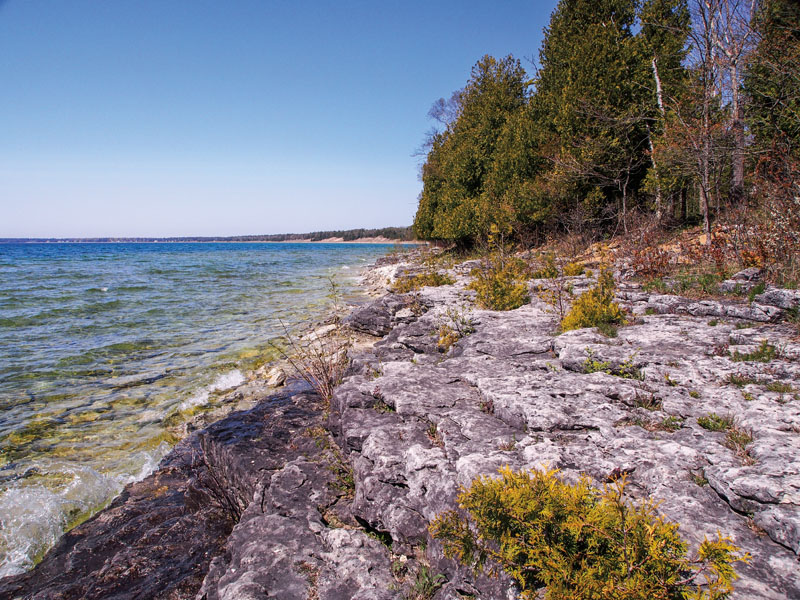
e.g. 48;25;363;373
413;0;800;249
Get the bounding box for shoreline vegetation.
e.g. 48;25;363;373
411;0;799;289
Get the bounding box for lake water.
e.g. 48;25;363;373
0;242;393;577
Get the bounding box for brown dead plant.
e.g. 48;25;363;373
271;278;352;402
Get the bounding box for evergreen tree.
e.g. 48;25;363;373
414;55;528;245
531;0;652;233
745;0;800;158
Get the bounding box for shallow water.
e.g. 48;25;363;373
0;242;393;576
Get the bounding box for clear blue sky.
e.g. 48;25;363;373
0;0;558;237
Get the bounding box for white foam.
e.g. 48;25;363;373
178;369;245;411
116;442;173;485
0;466;120;578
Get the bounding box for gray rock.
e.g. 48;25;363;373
265;366;286;386
9;256;799;600
732;267;764;281
345;294;427;337
754;287;800;310
641;293;783;322
327;274;800;599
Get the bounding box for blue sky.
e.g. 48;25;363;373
0;0;558;237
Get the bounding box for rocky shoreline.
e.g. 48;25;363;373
2;253;799;599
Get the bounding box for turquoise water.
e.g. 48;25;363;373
0;242;392;577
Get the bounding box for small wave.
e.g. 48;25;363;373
55;340;159;368
0;466;120;578
123;443;172;484
3;301;124;328
178;369;245;411
109;372;168;390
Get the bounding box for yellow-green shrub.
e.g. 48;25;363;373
563;261;585;276
437;324;460;352
561;270;626;332
532;252;559;279
436;306;476;352
468;258;529;311
430;467;747;600
392;271;455;293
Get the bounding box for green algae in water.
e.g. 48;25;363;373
0;241;392;576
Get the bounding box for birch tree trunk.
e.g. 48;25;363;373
649;57;666;221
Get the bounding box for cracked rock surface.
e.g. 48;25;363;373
337;266;800;599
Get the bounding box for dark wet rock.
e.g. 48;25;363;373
0;385;397;600
0;434;235;600
195;388;397;600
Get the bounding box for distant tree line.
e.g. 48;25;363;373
0;226;415;244
413;0;799;250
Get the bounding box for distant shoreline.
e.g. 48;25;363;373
275;236;425;244
0;239;425;245
0;227;424;245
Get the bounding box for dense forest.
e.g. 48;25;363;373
413;0;798;277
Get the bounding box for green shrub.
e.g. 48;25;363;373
766;381;794;393
468;257;529;311
747;282;766;303
724;373;758;387
633;389;663;410
583;350;642;380
675;271;725;296
729;339;778;362
436;324;460;352
392;271;455;293
583;351;612;375
785;306;800;334
436;306;476;352
643;278;669;293
697;413;735;432
561;270;626;332
406;565;446;600
430;467;746;600
661;416;685;431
